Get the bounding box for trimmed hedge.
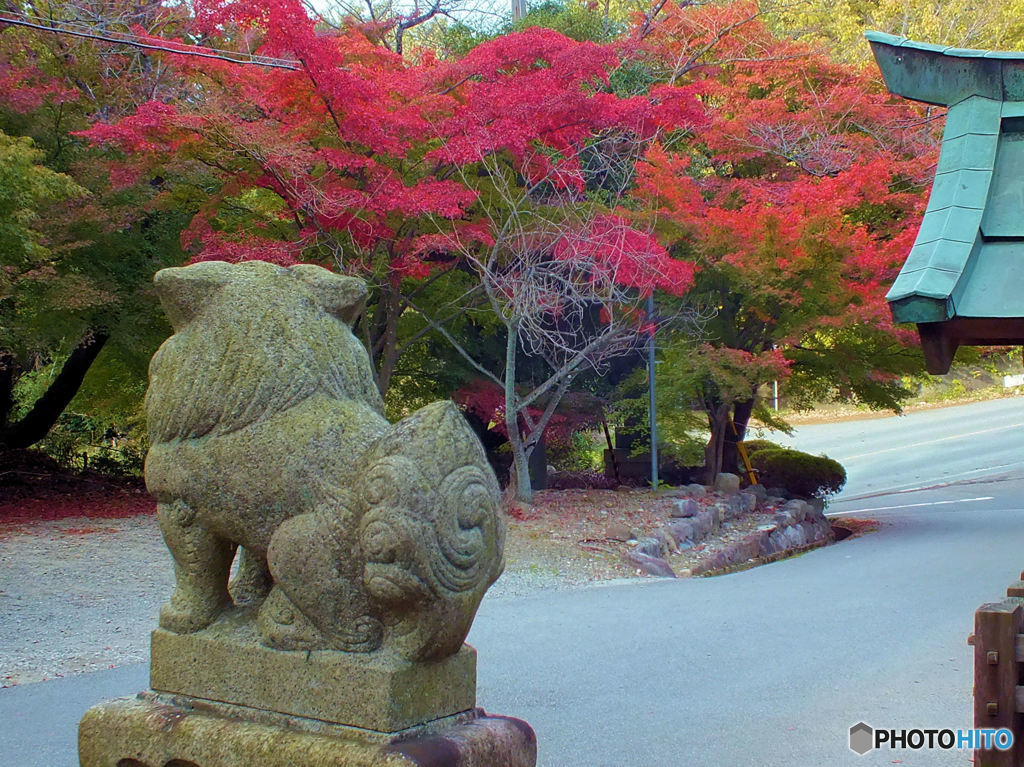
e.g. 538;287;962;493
740;439;785;457
749;447;846;500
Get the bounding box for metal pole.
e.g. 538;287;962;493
773;379;779;411
648;293;658;489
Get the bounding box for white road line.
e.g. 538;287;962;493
831;462;1024;503
829;496;995;516
830;422;1024;461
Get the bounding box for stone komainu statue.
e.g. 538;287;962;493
145;260;504;662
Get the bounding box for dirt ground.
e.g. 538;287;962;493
506;488;785;579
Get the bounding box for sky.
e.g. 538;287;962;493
307;0;513;32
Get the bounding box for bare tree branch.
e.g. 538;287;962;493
403;295;507;390
408;135;701;500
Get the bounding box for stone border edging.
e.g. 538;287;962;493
619;473;837;578
692;532;835;577
691;514;835;576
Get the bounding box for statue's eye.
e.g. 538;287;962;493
362;518;398;562
364;483;385;506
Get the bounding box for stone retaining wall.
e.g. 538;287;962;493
621;474;836;578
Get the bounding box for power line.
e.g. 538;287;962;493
0;11;302;71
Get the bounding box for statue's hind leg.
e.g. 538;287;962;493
157;499;233;633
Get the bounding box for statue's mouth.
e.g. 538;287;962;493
363;562;429;603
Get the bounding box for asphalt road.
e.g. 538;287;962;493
5;398;1024;766
770;396;1024;502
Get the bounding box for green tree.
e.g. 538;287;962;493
0;0;194;452
0;130;96;447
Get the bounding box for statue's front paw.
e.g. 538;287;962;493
257;586;326;650
257;586;384;652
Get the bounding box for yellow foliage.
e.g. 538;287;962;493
766;0;1024;63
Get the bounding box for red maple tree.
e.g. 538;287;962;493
75;0;707;498
626;0;935;480
5;0;936;492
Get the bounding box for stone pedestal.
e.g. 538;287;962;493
148;611;476;733
79;694;536;767
78;613;536;767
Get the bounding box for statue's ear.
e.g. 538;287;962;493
289;264;369;325
153;261;233;330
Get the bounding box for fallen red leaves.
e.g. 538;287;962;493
0;489;155;524
830;517;879;539
59;526;120;535
510;488;688;541
0;449;154;524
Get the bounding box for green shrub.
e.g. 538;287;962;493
88;443;146;477
740;439;785;457
36;412;147;477
37;413;96;470
750;447;846;500
548;431;600;472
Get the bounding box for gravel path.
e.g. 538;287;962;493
0;513;606;687
0;515;170;686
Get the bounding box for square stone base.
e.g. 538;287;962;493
149;610;475;732
78;694;537;767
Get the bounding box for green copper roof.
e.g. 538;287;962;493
868;31;1024;325
865;30;1024;104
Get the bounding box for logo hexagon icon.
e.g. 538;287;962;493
849;722;874;755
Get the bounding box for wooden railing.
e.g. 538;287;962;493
969;574;1024;766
